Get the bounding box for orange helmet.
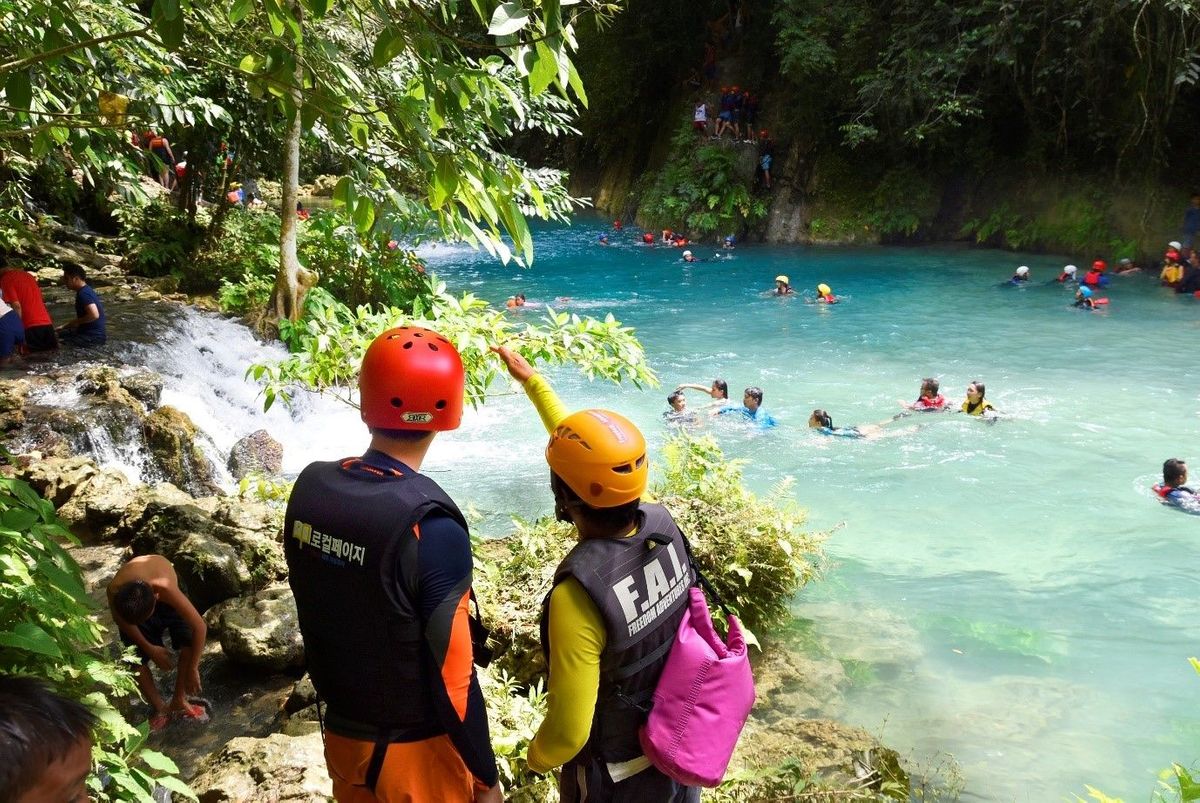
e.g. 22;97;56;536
1092;259;1107;271
359;326;464;431
546;410;647;508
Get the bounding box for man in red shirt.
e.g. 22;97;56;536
0;265;56;352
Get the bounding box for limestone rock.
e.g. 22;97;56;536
0;379;29;431
56;467;138;541
227;430;284;480
189;732;331;802
142;406;218;496
135;290;162;302
283;675;317;715
119;371;164;409
19;456;98;507
115;481;196;539
310;174;340;196
76;366;145;416
205;585;304;672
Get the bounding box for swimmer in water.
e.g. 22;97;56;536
676;378;730;408
1153;458;1200;513
809;409;866;438
641;232;655;245
612;219;623;230
663;391;700;427
723;235;735;250
661;228;673;244
899;377;947;412
597;233;609;245
1074;285;1096;309
682;250;698;263
1010;265;1030;283
1056;264;1078;284
959;380;999;419
506;293;527;309
774;275;794;295
815;283;838;303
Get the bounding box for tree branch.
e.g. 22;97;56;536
0;25;152;75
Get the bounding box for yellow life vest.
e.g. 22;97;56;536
961;398;995;416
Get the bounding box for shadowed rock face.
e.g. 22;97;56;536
143;405;220;497
227;429;284;480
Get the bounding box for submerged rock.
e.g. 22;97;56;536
227;430;284;480
189;732;331;802
205;585;304;673
143;405;219;496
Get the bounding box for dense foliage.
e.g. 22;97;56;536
0;476;192;801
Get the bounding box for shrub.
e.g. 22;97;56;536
0;475;193;801
297;213;427;309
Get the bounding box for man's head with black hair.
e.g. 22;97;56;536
60;265;86;283
1163;458;1188;488
0;675;95;803
743;386;763;411
112;579;157;625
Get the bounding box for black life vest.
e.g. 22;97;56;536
541;503;693;764
284;458;468;732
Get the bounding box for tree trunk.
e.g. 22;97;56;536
272;7;304;322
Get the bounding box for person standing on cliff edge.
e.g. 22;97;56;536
284;326;502;803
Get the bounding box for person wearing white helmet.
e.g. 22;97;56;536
1056;264;1078;284
1010;265;1030;283
681;249;697;263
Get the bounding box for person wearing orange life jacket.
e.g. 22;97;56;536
1153;458;1200;513
816;283;838;303
490;346;700;803
146;132;176;189
284;328;502;803
900;377;946;412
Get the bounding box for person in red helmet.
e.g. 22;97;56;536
285;326;502;803
1082;260;1110;288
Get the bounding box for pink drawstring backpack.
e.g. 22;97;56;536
638;572;755;787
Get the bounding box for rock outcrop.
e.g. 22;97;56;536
205;585;304;673
143;405;219;496
227;430;284;480
189;732;331;803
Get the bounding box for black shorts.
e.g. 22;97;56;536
560;758;699;803
120;601;193;664
24;324;57;353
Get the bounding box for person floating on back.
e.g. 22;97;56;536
107;554;208;731
716;386;777;428
1153;458;1200;514
58;266;106;347
0;676;97;803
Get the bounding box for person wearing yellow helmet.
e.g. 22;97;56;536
774;275;793;295
491;345;699;803
815;283;838;303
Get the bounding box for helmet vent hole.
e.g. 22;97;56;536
403;341;413;349
435;400;446;409
635;455;646;468
589;482;604;497
612;463;633;475
390;398;402;408
428;343;439;351
414;332;424;337
387;334;401;340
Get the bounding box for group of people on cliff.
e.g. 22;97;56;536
0;264;106;366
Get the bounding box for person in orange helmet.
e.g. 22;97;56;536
491;346;700;803
285;327;502;803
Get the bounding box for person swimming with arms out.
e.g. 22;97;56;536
959;380;999;420
809;409;867;438
676;378;731;409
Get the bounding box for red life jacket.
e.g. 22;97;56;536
1153;484;1172;498
642;233;654;243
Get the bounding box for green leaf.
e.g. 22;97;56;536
488;1;530;36
352;198;375;234
0;622;63;658
156;13;185;49
372;29;405;66
332;176;356;209
529;41;557;95
155;774;198;800
229;0;254;23
138;749;180;774
301;0;330;18
5;71;32;111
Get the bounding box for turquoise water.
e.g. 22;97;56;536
416;219;1199;800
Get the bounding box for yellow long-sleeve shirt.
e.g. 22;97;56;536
520;373;608;773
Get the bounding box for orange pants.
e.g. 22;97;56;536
324;731;479;802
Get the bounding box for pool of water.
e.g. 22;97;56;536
414;219;1199;799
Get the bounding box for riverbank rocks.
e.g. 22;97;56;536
143;405;219;496
119;371;163;409
205;585;304;673
189;732;331;803
227;430;283;479
0;379;29;431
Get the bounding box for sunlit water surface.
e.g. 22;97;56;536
85;218;1200;799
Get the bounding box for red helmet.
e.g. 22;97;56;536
359;326;464;431
1092;259;1106;271
1166;249;1180;260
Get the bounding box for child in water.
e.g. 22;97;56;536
664;391;700;427
774;275;794;295
809;409;865;438
900;378;947;412
1009;266;1030;283
1074;286;1096;309
815;283;838;303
